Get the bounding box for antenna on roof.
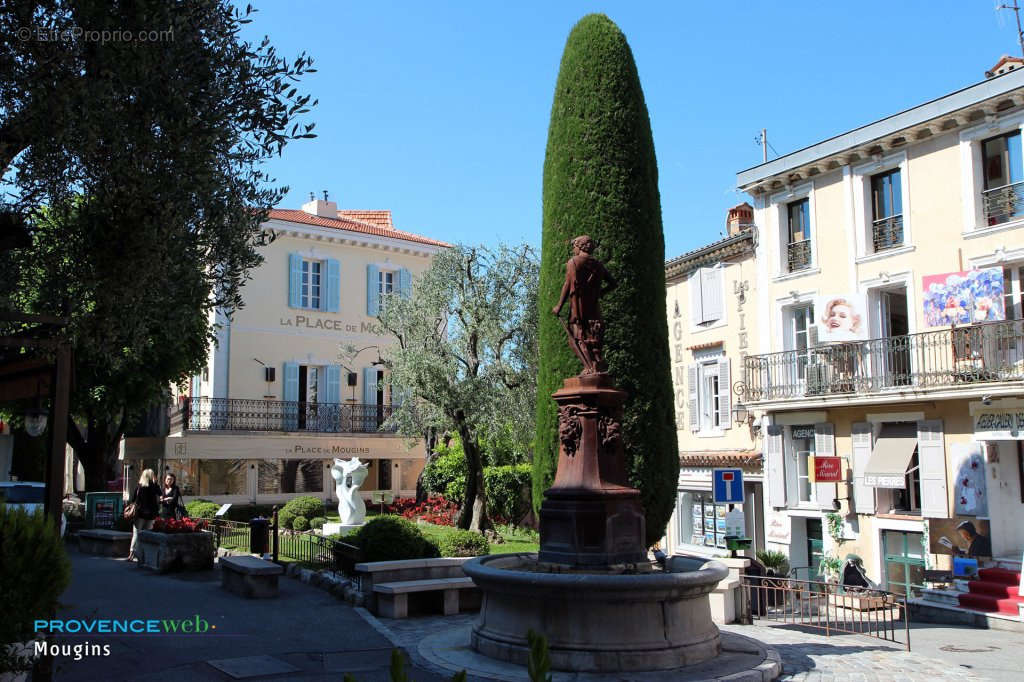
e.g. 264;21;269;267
754;129;780;163
322;190;329;201
309;192;315;201
998;2;1024;57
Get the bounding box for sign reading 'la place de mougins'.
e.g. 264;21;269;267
279;314;384;336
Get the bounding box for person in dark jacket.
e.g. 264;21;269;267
128;468;160;560
159;473;184;519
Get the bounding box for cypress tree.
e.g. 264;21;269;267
533;14;678;546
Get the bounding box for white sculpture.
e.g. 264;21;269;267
331;457;369;526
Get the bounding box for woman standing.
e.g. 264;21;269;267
128;468;160;561
159;473;184;519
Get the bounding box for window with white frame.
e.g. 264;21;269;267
791;424;817;504
688;356;731;434
784;303;815;379
870;168;903;251
981;129;1024;226
690;266;724;326
379;270;395;297
1004;264;1024;319
300;258;322;309
786;198;812;272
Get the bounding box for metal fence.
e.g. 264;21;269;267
741;319;1024;402
211;518;250;551
787;239;812;272
177;397;396;434
740;574;910;651
982;181;1024;226
871;215;904;251
210;515;363;575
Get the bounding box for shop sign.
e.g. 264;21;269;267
864;473;905;488
813;456;843;483
973;410;1024;440
765;515;791;543
791;425;816;439
279;314;385;337
286;444;371;456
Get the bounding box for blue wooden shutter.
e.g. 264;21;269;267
1009;131;1023;184
288;253;302;308
398;267;412;299
363;367;378;405
326;258;341;312
366;264;380;316
325;365;341;403
283;362;299;430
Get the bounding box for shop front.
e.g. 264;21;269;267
969;398;1024;561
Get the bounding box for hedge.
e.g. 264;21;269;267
348;515;440;563
533;14;679;545
432;528;489;558
281;495;324;520
292;515;310;532
424;457;531;524
185;499;220;519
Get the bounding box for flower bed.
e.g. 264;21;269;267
137;522;215;573
384;496;458;526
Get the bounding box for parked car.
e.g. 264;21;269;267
0;481;66;535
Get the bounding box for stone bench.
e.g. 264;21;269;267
354;557;477;614
78;529;133;557
220;555;284;598
373;577;477;618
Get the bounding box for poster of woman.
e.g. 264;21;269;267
921;268;1005;327
813;294;868;342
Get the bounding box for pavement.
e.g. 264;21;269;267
52;547;1024;681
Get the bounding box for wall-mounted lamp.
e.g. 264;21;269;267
732;403;749;424
24;405;48;438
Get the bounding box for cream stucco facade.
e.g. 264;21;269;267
124;200;447;507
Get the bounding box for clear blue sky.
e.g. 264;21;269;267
242;1;1021;259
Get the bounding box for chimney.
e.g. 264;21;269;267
986;55;1024;78
302;192;339;218
726;202;753;236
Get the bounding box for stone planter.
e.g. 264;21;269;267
137;530;215;573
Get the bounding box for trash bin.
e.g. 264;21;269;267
250;517;269;555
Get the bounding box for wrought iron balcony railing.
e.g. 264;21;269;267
787;239;812;272
739;320;1024;403
175;398;397;434
982;181;1024;226
871;215;904;251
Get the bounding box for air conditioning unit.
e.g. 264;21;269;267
264;367;276;383
805;362;829;395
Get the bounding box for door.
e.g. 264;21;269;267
807;518;824;579
375;369;386;428
879;290;911;387
378;459;392;491
883;530;926;596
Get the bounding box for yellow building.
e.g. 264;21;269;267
735;64;1024;603
124;198;448;507
662;204;765;557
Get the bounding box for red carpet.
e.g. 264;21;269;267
958;567;1023;615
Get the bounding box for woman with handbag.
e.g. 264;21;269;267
127;468;160;561
159;473;184;519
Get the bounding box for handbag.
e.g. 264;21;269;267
123;502;137;521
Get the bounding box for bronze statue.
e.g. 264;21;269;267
552;235;616;374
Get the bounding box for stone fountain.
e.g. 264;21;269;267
461;236;729;673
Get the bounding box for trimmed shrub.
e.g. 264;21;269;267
484;464;531;524
422;448;465;498
309;516;326;530
292;515;310;532
1;507;71;674
534;14;678;545
434;528;489;557
282;495;324;520
277;509;296;530
185;499;220;519
351;515;440;563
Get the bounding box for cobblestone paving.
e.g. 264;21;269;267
380;614;1022;681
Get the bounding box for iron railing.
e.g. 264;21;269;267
740;320;1024;403
177;397;396;434
787;239;812;272
740;574;910;651
210;518;251;551
871;215;904;251
210;515;364;575
982;180;1024;226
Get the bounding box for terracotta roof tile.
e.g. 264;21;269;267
267;209;450;248
679;450;762;470
337;210;394;229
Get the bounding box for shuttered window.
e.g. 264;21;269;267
690;267;723;325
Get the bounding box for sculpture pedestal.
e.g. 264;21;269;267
538;373;646;566
322;522;363;537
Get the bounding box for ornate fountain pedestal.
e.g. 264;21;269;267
538;373;646;566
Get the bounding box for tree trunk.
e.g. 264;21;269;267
71;417;125;492
454;419;489;531
415;426;439;503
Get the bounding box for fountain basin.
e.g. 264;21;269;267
462;553;728;672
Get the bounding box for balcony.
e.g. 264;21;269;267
982;181;1024;226
172;398;397;434
739;320;1024;404
787;239;812;272
871;215;904;251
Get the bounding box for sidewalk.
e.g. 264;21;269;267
54;547;451;681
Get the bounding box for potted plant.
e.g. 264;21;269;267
137;517;215;573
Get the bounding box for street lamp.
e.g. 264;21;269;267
24;405;48;437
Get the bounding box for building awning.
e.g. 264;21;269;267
864;422;917;488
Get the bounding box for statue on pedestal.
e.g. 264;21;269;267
552;235;617;375
330;457;368;525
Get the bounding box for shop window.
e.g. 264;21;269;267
882;530;925;596
196;459;247;496
893;450;922;513
258;459;324;495
676;491;729;551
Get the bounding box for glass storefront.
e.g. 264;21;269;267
258;459;325;495
196;459;248;496
883;529;926;596
677;491;730;551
